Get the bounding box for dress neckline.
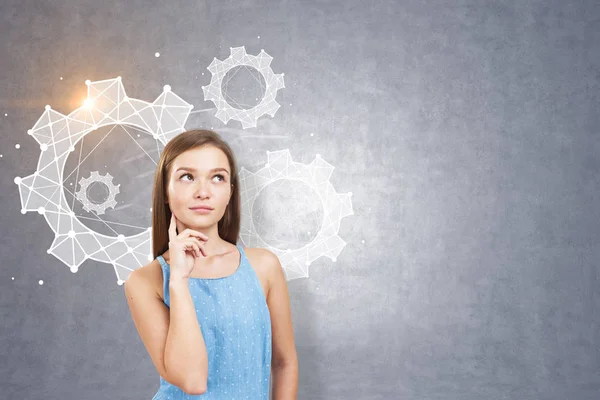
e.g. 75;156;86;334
158;244;243;281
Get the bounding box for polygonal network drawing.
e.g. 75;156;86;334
238;149;354;280
75;171;120;215
202;46;285;129
14;77;192;285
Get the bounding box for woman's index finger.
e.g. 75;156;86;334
168;213;177;240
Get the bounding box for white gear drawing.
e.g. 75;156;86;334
202;46;285;129
238;149;354;280
15;77;192;285
75;171;120;215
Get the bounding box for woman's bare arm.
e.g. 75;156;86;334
124;266;208;395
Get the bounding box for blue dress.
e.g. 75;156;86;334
152;244;272;399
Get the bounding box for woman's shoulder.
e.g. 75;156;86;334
242;247;281;278
124;258;165;300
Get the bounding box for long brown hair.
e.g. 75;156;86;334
151;129;241;259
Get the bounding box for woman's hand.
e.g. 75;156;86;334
168;213;208;281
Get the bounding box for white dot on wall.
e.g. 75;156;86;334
60;77;63;80
15;144;20;149
362;240;365;244
4;113;7;116
0;154;3;157
150;207;152;212
11;277;14;280
155;52;160;57
310;133;314;137
257;35;260;38
39;280;44;285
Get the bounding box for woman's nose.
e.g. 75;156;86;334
193;181;210;198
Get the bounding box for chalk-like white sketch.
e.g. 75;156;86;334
202;46;285;129
75;171;120;215
15;77;192;284
238;149;354;280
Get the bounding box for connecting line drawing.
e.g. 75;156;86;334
202;46;285;129
238;149;354;280
15;77;192;285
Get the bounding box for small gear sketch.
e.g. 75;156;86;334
202;46;285;129
15;77;192;285
75;171;120;215
238;149;354;280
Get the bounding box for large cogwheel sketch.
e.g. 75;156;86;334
202;46;285;129
238;149;354;280
15;77;192;285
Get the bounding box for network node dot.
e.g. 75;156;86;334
155;52;160;57
69;146;75;152
163;85;171;92
38;280;44;285
40;144;48;151
21;209;26;214
117;234;125;242
70;266;78;273
27;129;33;135
68;230;75;238
85;80;91;85
70;211;75;217
15;144;20;149
14;177;21;184
37;207;45;214
127;247;133;253
117;280;124;286
45;105;51;110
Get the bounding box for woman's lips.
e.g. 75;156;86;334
189;206;213;214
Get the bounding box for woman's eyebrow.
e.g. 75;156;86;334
175;167;230;175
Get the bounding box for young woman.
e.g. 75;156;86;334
125;129;298;399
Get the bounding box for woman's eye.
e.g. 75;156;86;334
214;174;225;182
180;173;193;181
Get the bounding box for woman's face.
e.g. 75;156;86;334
166;145;233;228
